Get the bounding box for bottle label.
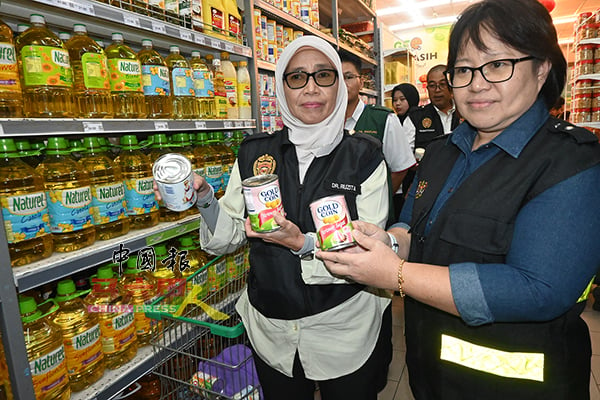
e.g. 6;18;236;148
224;79;237;108
238;81;251;108
64;323;102;375
20;45;72;87
228;15;241;40
124;177;159;216
172;67;195;97
208;258;227;292
191;267;209;298
193;68;214;98
99;311;136;354
215;96;228;118
205;164;223;193
46;187;94;233
194;167;205;178
81;53;110;90
1;191;51;243
223;161;234;188
30;345;68;396
108;59;143;93
210;7;225;34
0;42;21;94
141;65;170;96
90;182;127;225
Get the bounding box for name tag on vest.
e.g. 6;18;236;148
329;182;359;194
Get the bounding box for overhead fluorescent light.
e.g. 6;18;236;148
377;0;476;17
552;16;577;25
389;15;458;31
558;38;574;45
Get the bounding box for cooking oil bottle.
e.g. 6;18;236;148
0;138;53;267
0;333;13;400
53;279;104;392
237;61;251;119
212;58;228;119
115;135;159;229
152;242;183;298
84;265;138;370
226;245;246;290
16;14;74;118
195;132;224;198
79;137;130;240
15;139;41;168
105;33;146;118
220;52;238;119
165;46;197;119
138;39;171;118
0;18;22;118
223;0;242;44
209;131;235;193
58;32;71;42
36;137;96;253
202;0;227;39
207;254;228;304
66;24;113;118
19;296;71;400
190;51;215;119
230;130;244;156
119;255;158;346
180;236;209;301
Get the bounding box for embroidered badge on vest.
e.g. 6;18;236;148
415;180;428;199
422;117;432;129
253;154;277;175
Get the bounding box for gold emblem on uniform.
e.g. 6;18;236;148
253;154;277;175
415;180;428;199
422;117;432;129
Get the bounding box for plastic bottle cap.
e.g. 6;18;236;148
30;14;45;24
96;39;105;47
58;33;71;40
221;51;229;59
0;139;17;153
179;236;194;247
170;45;180;52
97;265;115;279
191;51;200;57
56;279;76;296
239;61;247;67
82;136;104;151
17;24;30;33
46;137;69;152
171;133;190;144
18;296;38;315
112;33;124;41
73;24;87;33
141;39;153;47
154;243;167;257
120;135;140;146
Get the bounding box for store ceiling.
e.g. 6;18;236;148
375;0;598;45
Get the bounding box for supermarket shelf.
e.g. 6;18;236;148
578;122;600;129
13;216;201;293
339;41;376;65
2;0;253;56
254;0;336;46
257;60;276;72
360;88;379;97
319;0;376;26
0;119;256;136
575;73;600;82
578;38;600;46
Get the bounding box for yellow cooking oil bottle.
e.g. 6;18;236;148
220;52;238;119
79;137;130;240
190;51;215;119
169;132;199;216
105;33;146;118
19;296;70;400
223;0;242;44
16;14;74;117
195;132;224;198
0;138;53;267
226;245;246;290
207;252;228;304
211;57;229;119
0;333;13;400
177;236;208;315
119;255;158;346
210;131;235;192
65;24;113;118
114;135;159;229
138;39;171;118
202;0;228;40
15;139;41;168
36;137;96;253
84;265;138;370
0;18;22;117
237;61;251;119
152;242;184;304
53;279;104;392
165;46;197;119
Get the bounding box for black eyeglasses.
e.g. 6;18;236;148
283;69;338;89
445;56;536;88
343;73;361;81
426;82;448;91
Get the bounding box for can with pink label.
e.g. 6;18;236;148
152;153;197;212
310;195;355;251
242;174;284;232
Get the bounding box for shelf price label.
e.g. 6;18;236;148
195;121;207;129
82;122;104;133
225;43;234;53
223;121;233;128
210;38;221;49
194;34;206;45
244;120;254;128
154;121;169;130
234;121;244;128
180;30;193;41
124;14;141;28
42;0;95;15
152;21;167;34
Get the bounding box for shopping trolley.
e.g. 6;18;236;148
147;251;261;399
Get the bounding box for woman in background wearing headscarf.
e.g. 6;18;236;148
391;83;421;219
166;35;392;399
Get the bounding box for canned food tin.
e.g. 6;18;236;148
242;174;284;232
153;153;197;212
310;195;355;251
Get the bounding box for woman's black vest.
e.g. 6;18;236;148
237;128;384;320
405;119;600;400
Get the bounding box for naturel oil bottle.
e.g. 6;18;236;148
0;18;22;117
138;39;171;118
36;137;96;253
165;45;197;119
79;137;129;240
0;138;53;266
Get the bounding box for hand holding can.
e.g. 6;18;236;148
310;195;356;251
242;174;285;232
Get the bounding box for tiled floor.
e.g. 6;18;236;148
376;294;600;400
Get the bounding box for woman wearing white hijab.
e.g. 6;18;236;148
167;36;391;399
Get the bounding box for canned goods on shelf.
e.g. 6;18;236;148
593;90;600;109
592;108;600;123
577;12;593;27
576;44;596;62
577;23;597;41
574;93;593;110
576;60;595;77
